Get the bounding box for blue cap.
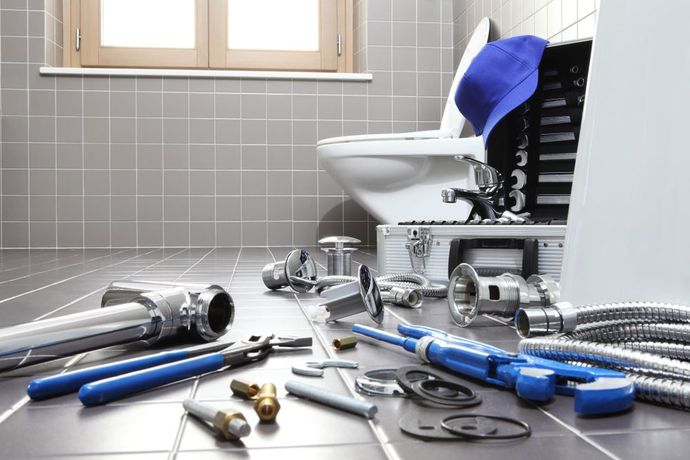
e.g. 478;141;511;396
455;35;548;144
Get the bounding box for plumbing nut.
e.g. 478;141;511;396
254;383;281;423
213;410;251;441
230;378;260;400
381;287;423;309
333;336;358;351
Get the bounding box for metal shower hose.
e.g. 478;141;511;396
518;301;690;409
315;272;448;298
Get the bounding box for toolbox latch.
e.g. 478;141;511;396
405;227;432;274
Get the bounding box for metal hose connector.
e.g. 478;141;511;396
516;301;690;338
518;338;690;380
566;322;690;344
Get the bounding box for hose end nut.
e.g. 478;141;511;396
333;336;358;351
230;378;260;400
213;410;251;440
254;383;280;423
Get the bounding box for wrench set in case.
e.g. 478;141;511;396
377;39;592;282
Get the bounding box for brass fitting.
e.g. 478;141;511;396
333;336;358;351
254;383;280;422
212;410;251;441
230;378;260;400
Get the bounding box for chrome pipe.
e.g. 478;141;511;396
0;282;234;373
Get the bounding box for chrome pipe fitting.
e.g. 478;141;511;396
447;263;559;327
320;265;384;324
101;280;234;343
381;287;423;309
0;281;234;372
261;249;317;293
318;236;361;276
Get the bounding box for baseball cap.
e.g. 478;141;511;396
455;35;548;144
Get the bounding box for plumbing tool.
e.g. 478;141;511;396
254;383;280;422
318;236;361;276
515;150;528;166
352;323;635;415
511;169;527;189
319;265;384;324
355;369;407;397
540;132;577;143
285;380;378;418
183;399;251;441
292;359;359;377
262;249;317;293
0;281;234;373
447;263;559;327
29;334;310;404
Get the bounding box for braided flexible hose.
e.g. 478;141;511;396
611;341;690;361
316;273;447;298
518;338;690;380
573;302;690;326
566;322;690;344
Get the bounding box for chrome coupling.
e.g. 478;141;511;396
515;301;577;338
447;263;560;327
320;265;384;324
318;236;360;276
261;249;317;293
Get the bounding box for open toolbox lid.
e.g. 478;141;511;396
487;39;593;222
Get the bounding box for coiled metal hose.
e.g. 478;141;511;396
517;301;690;409
315;273;448;298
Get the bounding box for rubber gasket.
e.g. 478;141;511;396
441;414;531;440
414;379;478;403
395;365;466;394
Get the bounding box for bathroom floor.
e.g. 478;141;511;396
0;247;687;459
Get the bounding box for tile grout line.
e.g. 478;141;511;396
0;247;129;285
0;247;187;426
168;247;241;460
267;247;399;460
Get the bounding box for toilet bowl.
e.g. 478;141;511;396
317;18;491;224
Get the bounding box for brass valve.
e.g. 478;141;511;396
254;383;280;422
230;378;260;400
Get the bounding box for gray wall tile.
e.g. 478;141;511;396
0;0;470;247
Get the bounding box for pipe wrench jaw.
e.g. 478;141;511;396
573;377;635;416
515;367;557;402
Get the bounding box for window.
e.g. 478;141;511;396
66;0;352;71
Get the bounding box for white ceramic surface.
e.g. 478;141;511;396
560;1;690;304
317;18;491;224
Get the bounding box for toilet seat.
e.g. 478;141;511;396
316;129;450;146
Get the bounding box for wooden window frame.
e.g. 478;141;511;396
64;0;352;72
80;0;209;68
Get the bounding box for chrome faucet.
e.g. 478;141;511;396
442;156;504;221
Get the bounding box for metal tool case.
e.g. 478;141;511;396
376;40;591;283
377;224;566;282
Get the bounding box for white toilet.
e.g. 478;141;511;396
317;18;491;224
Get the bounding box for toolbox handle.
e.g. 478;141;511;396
447;238;538;278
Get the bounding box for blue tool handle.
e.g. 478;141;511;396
79;352;225;406
27;349;190;400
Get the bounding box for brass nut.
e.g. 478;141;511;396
212;411;250;441
333;336;358;351
230;378;260;400
254;383;281;423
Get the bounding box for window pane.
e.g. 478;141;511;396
101;0;196;49
228;0;319;51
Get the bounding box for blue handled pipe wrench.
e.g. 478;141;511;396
352;323;635;416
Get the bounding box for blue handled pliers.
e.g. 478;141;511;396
27;334;312;405
352;323;635;416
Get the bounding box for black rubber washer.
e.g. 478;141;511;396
395;365;469;394
441;414;531;440
414;379;478;403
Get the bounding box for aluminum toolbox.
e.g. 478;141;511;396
376;224;566;283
